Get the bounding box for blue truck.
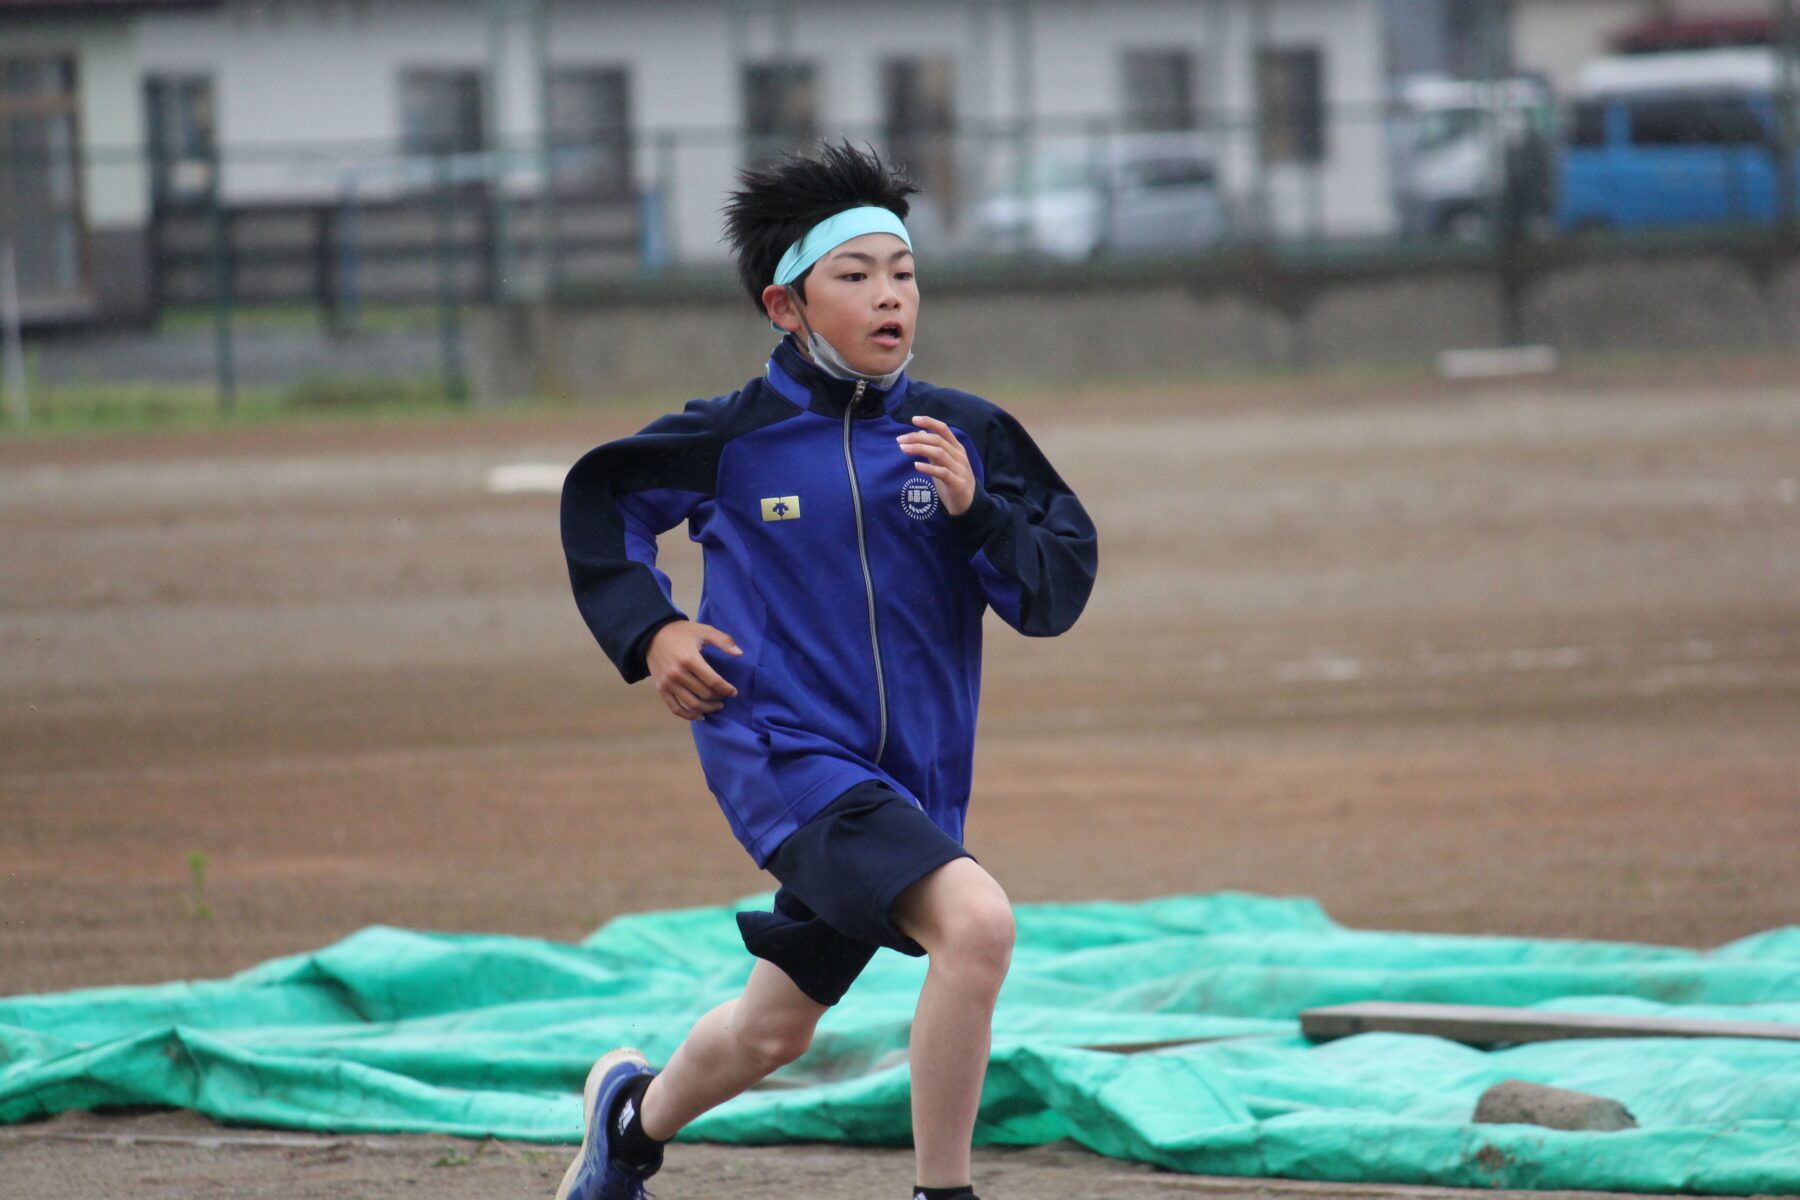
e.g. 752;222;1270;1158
1557;48;1800;233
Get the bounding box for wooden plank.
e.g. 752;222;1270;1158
1081;1036;1249;1055
1301;1001;1800;1048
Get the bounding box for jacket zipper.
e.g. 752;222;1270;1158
842;380;888;763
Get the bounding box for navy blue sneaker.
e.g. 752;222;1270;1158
555;1048;658;1200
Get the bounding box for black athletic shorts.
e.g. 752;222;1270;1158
736;780;971;1006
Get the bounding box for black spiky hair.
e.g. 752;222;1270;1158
722;140;918;314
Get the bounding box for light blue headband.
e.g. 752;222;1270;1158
772;206;912;286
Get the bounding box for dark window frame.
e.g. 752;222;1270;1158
398;67;487;158
547;63;634;195
144;71;216;206
880;56;956;211
1122;47;1196;134
0;52;88;300
742;59;817;166
1257;45;1327;165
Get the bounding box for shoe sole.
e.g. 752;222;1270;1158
554;1047;649;1200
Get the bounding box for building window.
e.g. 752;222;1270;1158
549;66;632;193
0;55;84;299
742;61;816;165
881;58;955;211
145;74;216;206
1122;48;1195;133
1257;47;1325;165
399;68;485;157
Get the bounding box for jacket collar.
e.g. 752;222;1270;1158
764;337;910;420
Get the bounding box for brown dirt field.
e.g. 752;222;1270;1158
3;355;1799;1198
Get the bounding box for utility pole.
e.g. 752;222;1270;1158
1249;0;1270;244
486;0;547;298
206;141;236;413
1482;0;1526;347
1778;0;1798;239
1;242;28;427
532;0;558;296
1009;0;1034;201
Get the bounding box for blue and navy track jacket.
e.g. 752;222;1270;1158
561;338;1098;865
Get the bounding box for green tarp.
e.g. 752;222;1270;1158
4;893;1798;1194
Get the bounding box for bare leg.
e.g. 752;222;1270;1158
637;957;828;1141
892;857;1016;1190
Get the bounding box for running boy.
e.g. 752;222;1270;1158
556;142;1097;1200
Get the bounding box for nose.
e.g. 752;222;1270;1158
875;275;901;308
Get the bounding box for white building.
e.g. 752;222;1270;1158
2;0;1394;323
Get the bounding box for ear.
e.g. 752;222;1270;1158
762;284;804;335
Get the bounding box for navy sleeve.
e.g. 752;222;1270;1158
947;404;1097;637
560;398;727;682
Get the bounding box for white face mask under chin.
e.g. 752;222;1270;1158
787;287;912;390
803;330;912;390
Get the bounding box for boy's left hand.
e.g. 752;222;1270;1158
897;415;975;516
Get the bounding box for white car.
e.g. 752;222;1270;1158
973;134;1226;260
1389;74;1554;240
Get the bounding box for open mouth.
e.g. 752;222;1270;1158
871;322;904;348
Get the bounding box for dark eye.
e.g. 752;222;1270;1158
841;272;866;282
896;271;914;281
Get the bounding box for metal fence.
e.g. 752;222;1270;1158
5;99;1552;308
4;87;1800;418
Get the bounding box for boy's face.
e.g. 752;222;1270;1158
768;232;918;377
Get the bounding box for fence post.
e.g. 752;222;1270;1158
639;184;668;275
2;242;29;428
1469;0;1523;347
335;179;363;333
639;131;676;276
1249;0;1270;245
206;144;237;414
658;130;679;265
146;138;168;321
1010;0;1034;204
532;0;559;298
1778;0;1798;241
433;153;469;404
314;204;339;332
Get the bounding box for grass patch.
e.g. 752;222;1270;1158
283;374;462;412
0;374;475;437
157;302;445;336
186;851;213;921
10;344;1793;440
3;381;279;433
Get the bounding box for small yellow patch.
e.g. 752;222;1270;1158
760;495;802;521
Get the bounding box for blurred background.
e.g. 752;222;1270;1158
2;0;1799;422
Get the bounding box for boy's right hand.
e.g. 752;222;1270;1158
646;620;742;721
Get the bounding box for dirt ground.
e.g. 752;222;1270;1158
3;355;1798;1198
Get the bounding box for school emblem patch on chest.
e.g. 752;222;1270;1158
900;477;940;520
760;495;801;521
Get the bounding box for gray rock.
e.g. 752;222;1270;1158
1473;1079;1639;1132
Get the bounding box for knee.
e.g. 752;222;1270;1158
733;1012;815;1072
937;897;1015;985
